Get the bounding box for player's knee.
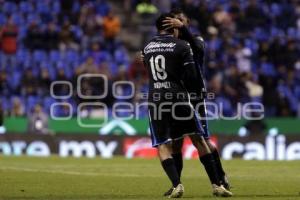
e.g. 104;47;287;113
196;139;206;150
158;143;172;161
190;134;211;155
189;133;201;144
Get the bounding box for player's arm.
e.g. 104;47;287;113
179;42;202;96
179;26;205;59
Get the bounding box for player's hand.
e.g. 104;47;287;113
139;51;145;63
163;17;184;29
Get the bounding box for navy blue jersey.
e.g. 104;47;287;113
143;34;206;146
179;26;210;138
143;34;199;103
179;26;206;94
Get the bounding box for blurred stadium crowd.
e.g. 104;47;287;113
0;0;300;118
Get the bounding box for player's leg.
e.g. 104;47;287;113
189;105;232;196
158;143;180;187
172;139;184;178
206;139;230;190
189;134;219;186
189;134;232;197
163;139;184;197
157;143;184;198
198;99;230;189
148;107;184;198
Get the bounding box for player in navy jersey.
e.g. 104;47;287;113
143;13;232;198
161;9;231;195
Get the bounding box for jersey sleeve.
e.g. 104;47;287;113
179;26;205;66
180;42;203;96
182;43;195;67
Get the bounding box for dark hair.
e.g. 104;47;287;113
155;13;175;33
170;8;184;15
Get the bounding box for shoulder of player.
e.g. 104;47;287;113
193;35;205;43
192;35;205;50
174;39;191;50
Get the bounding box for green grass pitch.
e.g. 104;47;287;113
0;156;300;200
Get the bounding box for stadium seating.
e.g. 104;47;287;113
0;0;299;117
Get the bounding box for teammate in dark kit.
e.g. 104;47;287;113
143;13;232;198
161;9;231;194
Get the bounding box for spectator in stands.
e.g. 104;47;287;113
59;0;75;23
59;20;79;51
228;0;242;22
0;70;11;96
10;97;25;117
235;42;252;73
79;3;102;27
79;4;103;50
102;10;121;49
91;42;107;64
0;0;299;118
27;104;50;134
244;0;268;31
135;0;158;46
21;68;38;96
208;73;223;97
43;22;59;51
128;52;148;82
113;65;127;82
0;16;18;70
76;56;98;75
136;0;158;15
258;41;271;61
178;2;204;36
259;74;280;116
282;39;299;69
39;68;51;96
25;21;43;50
213;5;234;32
99;61;113;79
223;65;243;104
244;73;263;101
53;68;71;97
57;68;68;81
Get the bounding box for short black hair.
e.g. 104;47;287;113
155;13;175;33
170;8;184;15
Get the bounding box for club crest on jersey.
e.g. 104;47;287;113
144;42;176;54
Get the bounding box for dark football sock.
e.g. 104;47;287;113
200;153;220;185
172;153;183;178
161;158;181;187
212;149;226;177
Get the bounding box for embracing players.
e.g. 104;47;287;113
143;13;232;198
161;9;231;193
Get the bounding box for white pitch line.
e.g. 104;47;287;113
2;166;280;179
0;166;161;178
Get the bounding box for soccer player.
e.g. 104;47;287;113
143;13;232;198
161;9;231;193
